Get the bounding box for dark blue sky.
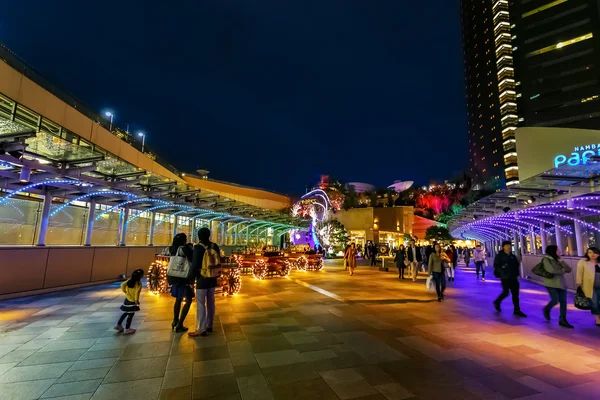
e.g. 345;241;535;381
1;1;466;196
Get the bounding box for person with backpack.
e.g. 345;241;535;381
493;240;527;317
541;245;574;328
166;233;194;332
188;227;221;337
114;269;144;334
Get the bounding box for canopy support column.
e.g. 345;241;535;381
84;198;96;246
119;206;130;246
36;187;53;246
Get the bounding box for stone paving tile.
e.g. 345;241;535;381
56;367;111;383
237;374;275;400
0;378;56;400
91;377;162;400
0;361;72;383
254;349;302;368
19;348;87;366
40;379;102;398
103;356;168;383
192;358;234;377
192;373;239;399
162;367;193;389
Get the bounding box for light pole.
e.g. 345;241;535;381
138;132;146;153
104;111;114;131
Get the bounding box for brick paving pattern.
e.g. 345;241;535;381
1;260;600;399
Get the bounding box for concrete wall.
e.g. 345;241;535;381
0;246;162;299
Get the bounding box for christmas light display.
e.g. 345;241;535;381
280;260;292;277
253;259;268;280
147;256;169;294
146;255;242;295
295;256;308;271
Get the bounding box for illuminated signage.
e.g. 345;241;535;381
554;144;600;168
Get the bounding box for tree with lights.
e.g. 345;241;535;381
425;226;454;242
315;219;349;254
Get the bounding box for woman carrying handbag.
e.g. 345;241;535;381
576;247;600;326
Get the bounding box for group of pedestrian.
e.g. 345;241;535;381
492;240;600;328
114;227;220;337
393;240;423;281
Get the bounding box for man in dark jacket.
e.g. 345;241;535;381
406;240;422;282
188;227;220;337
493;240;526;317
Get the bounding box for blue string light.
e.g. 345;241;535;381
50;190;135;217
0;179;84;205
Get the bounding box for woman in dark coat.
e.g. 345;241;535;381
395;244;408;279
166;233;194;332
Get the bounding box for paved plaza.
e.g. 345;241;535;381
1;261;600;400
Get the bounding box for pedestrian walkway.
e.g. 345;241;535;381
1;261;600;399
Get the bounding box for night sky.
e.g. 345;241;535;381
1;1;466;196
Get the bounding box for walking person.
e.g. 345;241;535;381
541;245;574;328
166;233;194;332
370;243;378;266
394;244;407;279
493;241;527;317
576;247;600;326
445;246;455;282
115;269;144;334
407;240;422;282
343;244;351;271
347;242;357;276
188;227;220;337
420;245;428;273
428;243;450;301
464;247;471;268
473;244;486;280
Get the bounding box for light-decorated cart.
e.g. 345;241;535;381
146;254;242;296
231;250;323;279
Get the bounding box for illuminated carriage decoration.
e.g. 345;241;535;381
147;255;242;296
231;252;323;280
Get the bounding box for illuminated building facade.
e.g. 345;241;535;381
460;0;511;190
511;0;600;130
461;0;600;189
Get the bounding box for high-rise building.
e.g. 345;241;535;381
511;0;600;130
461;0;600;188
460;0;518;189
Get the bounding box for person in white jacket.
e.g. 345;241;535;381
576;247;600;327
472;244;487;281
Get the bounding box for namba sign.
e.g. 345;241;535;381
554;144;600;168
515;127;600;182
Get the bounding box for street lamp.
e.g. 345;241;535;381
138;132;146;153
104;111;114;131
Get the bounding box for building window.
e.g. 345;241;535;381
526;33;593;58
522;0;568;19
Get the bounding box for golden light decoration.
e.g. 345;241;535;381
311;257;324;271
147;257;169;294
253;259;268;280
280;260;292;277
295;256;308;271
227;267;242;294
